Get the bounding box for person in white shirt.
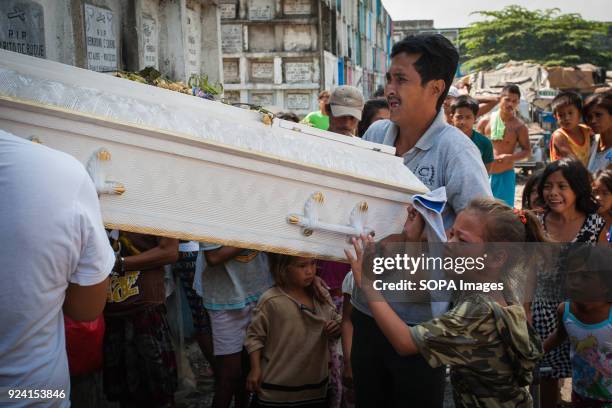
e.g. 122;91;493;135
0;130;114;407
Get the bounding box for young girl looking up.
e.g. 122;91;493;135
345;198;545;407
544;245;612;407
592;169;612;242
245;255;341;408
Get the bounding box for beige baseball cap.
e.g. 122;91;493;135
329;86;365;120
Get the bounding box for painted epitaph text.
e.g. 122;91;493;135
85;4;117;72
142;15;158;68
0;0;45;58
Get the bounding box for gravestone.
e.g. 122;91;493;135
224;90;240;104
223;59;239;82
221;24;242;53
248;25;275;52
184;3;202;79
220;3;236;19
84;4;117;72
283;0;311;15
142;14;158;68
248;0;273;20
0;0;45;58
251;92;273;106
283;25;312;51
285;62;312;82
287;93;310;110
251;61;273;80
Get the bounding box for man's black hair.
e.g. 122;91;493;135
551;91;583;115
450;95;479;116
390;34;459;112
501;84;521;97
538;158;599;214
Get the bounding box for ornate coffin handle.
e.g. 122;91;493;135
86;148;126;195
287;192;374;239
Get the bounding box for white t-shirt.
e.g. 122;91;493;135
342;271;354;296
0;130;115;407
588;135;612;173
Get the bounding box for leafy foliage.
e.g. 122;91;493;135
459;6;611;71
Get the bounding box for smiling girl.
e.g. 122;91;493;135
538;158;606;244
532;158;607;407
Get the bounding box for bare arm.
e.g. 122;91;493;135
543;303;567;353
63;277;109;321
551;130;576;160
341;295;354;360
511;125;532;162
524;302;532;325
246;349;263;393
477;117;490;135
598;226;608;243
484;162;492;174
124;237;179;271
341;294;354;386
204;246;245;266
476;96;499;118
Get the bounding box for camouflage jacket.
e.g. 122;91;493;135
411;294;543;407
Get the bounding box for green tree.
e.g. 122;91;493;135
459;6;611;71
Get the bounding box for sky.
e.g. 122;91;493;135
381;0;612;28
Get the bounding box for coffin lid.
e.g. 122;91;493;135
0;49;427;194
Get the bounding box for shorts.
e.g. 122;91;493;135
490;169;516;208
103;304;177;407
208;303;256;356
174;251;212;335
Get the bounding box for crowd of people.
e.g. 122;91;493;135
1;32;611;408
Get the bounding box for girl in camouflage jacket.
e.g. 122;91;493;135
346;198;546;407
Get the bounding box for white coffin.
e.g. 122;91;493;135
0;49;428;261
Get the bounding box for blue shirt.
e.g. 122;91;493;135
353;110;492;324
362;110;492;230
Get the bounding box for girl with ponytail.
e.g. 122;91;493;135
346;197;545;407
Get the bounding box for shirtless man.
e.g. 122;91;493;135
477;84;531;207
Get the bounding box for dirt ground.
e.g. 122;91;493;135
176;340;571;408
